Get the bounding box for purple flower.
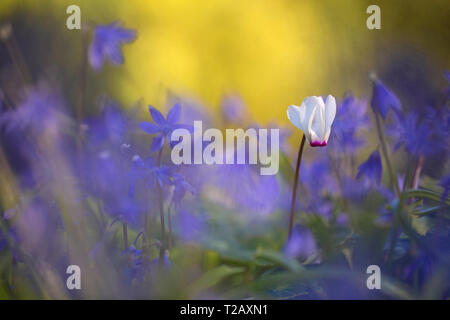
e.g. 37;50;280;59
330;94;369;154
139;104;190;152
296;152;338;219
213;163;280;217
88;21;137;71
386;108;446;157
341;176;371;201
171;174;196;207
221;94;248;124
0;81;66;134
128;155;174;197
300;152;339;197
84;99;130;147
174;209;207;243
370;76;402;119
283;226;318;261
356;150;383;187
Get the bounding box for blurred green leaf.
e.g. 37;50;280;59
188;265;246;296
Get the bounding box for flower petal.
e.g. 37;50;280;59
325;95;336;128
139;122;161;134
370;79;401;119
306;104;317;143
167;103;181;124
148;106;166;125
311;100;326;141
287;105;304;131
88;42;103;71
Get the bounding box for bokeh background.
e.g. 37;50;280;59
1;0;449;123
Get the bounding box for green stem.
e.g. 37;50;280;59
410;155;424;190
168;203;173;251
77;29;88;129
156;148;166;265
374;112;400;197
1;26;30;86
122;222;128;251
288;134;306;240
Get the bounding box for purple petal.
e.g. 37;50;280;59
106;44;124;65
167;103;181;124
371;79;401;119
174;123;194;132
148;106;166;125
88;42;103;71
139;122;161;134
356;149;382;186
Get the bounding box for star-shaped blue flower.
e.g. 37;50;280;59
139;104;190;152
88;21;137;71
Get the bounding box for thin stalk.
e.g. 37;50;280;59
410;155;424;190
373;112;402;264
122;222;128;251
77;29;88;127
1;26;30;86
156;148;166;265
76;29;88;156
168;203;173;251
10;30;31;83
288;134;306;240
374;112;400;197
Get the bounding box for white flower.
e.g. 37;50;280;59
287;95;336;147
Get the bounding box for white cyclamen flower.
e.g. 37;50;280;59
287;95;336;147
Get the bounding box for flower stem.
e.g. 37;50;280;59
288;134;306;240
374;112;400;197
1;24;31;86
156;148;166;265
122;222;128;251
411;155;424;190
77;29;88;131
168;203;173;251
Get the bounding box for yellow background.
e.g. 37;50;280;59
1;0;448;124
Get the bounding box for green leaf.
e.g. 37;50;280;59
402;189;450;205
254;249;305;273
188;265;246;295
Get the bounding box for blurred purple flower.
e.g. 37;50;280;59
139;104;191;152
370;76;402;119
386;108;446;157
0;81;66;135
214;163;280;217
85;148;144;227
88;21;137;71
356;150;383;187
283;226;318;261
341;176;372;201
221;94;248;124
330;94;369;154
174;209;207;243
128;154;174;198
171;174;196;207
84;99;130;147
300;152;339;197
296;152;338;219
